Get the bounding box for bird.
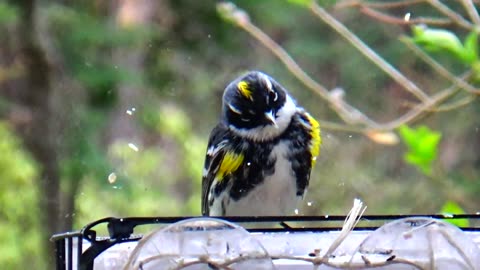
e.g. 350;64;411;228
201;70;321;216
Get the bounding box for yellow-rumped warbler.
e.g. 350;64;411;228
201;71;321;216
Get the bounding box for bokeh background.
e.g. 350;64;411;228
1;0;479;268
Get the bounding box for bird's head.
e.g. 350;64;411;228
222;71;297;141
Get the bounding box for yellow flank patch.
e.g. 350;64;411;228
306;113;321;166
217;151;244;181
237;81;253;100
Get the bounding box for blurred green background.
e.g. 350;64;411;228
0;0;479;268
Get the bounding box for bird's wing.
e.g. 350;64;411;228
201;124;244;216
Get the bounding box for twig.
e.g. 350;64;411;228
217;2;475;134
318;120;367;132
217;2;381;128
379;72;471;130
335;0;424;9
400;37;480;95
360;6;452;26
403;95;475;112
432;95;475;111
427;0;473;30
460;0;480;25
321;199;366;260
309;2;432;103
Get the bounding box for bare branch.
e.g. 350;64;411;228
379;72;471;130
217;2;476;135
423;95;475;112
335;0;424;9
360;6;452;26
427;0;473;30
319;120;368;132
309;3;432;103
460;0;480;25
217;2;380;128
400;37;480;95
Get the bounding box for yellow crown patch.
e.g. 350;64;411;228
237;81;253;100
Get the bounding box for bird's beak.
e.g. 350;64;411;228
264;111;278;128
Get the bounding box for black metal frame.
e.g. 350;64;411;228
50;214;480;270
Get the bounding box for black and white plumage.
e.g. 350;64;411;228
201;71;321;216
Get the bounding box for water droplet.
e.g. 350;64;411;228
126;107;136;115
307;201;313;206
128;143;139;152
108;172;117;184
294;209;299;215
208;34;211;38
247;162;251;166
325;215;329;218
348;135;353;138
404;12;411;22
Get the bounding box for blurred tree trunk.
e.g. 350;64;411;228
105;0;159;143
13;0;60;268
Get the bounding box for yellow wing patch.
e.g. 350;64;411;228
237;81;253;100
306;113;321;166
217;151;244;181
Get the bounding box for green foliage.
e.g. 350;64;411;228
463;31;479;64
61;109;111;185
398;125;442;175
286;0;337;7
0;2;17;25
0;122;44;268
46;4;150;108
440;201;469;227
286;0;313;7
411;26;479;65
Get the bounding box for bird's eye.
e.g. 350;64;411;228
269;90;278;103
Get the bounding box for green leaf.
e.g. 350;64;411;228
440;201;469;227
398;125;442;175
472;60;480;81
286;0;313;7
411;26;466;62
462;30;479;64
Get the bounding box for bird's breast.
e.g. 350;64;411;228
223;141;300;216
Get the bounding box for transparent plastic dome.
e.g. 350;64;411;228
356;217;480;269
123;217;274;270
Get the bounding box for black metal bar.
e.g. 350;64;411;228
67;237;73;270
81;214;480;227
55;238;66;270
77;235;82;270
51;214;480;270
